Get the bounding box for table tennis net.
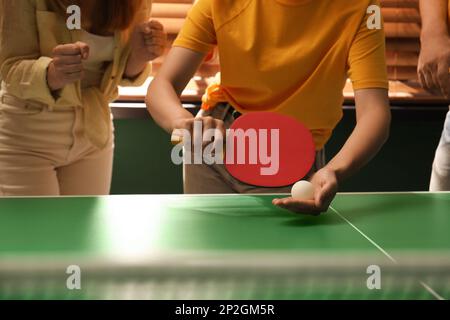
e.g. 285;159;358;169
1;252;449;300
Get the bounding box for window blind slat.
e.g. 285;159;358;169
151;3;192;19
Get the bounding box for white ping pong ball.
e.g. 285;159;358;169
291;181;315;201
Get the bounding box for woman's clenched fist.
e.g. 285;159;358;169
47;42;90;91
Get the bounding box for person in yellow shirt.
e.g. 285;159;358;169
418;0;450;191
0;0;165;196
147;0;391;215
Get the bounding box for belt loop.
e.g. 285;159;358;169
0;94;7;105
28;99;49;112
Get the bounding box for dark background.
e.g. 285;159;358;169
110;104;448;194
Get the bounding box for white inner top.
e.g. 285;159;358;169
80;29;115;89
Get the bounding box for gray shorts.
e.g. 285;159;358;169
183;104;326;194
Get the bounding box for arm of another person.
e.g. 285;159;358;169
418;0;450;98
124;20;166;79
124;0;165;81
0;1;90;99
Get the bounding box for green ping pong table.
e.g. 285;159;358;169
0;192;449;300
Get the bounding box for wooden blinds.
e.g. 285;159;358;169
382;0;421;81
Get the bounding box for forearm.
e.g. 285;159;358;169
420;0;449;40
326;99;391;182
146;47;206;133
146;78;193;133
124;52;148;79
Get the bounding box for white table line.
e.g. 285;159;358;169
329;205;445;301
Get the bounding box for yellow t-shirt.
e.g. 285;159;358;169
174;0;389;149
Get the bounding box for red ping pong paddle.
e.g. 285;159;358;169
224;112;315;187
171;111;316;187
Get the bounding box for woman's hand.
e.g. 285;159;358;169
47;42;90;91
272;167;339;216
125;20;166;78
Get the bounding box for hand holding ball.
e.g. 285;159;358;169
291;181;315;201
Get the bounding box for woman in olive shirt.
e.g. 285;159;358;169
0;0;165;196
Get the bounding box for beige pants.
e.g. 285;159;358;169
0;93;114;196
184;104;326;194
